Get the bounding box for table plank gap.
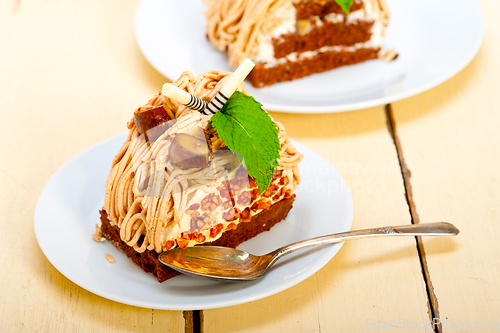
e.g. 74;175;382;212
385;104;442;333
183;311;194;333
195;310;204;333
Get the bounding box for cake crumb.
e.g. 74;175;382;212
380;49;398;61
105;254;115;263
92;224;105;242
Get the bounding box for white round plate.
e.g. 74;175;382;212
134;0;484;113
34;134;353;310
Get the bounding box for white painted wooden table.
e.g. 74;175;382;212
1;1;498;332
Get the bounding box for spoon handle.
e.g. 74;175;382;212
271;222;459;262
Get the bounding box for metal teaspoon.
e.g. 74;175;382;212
159;222;459;282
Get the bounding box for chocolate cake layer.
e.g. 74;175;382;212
99;194;295;282
294;1;363;20
248;47;379;87
274;21;374;59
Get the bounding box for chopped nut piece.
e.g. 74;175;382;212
189;203;200;210
251;198;272;212
169;133;209;169
164;240;175;250
237;191;251;205
239;208;251;222
223;209;237;221
297;19;313;35
105;254;115;263
380;49;398;61
92;224;105;242
177;238;190;249
210;223;224;238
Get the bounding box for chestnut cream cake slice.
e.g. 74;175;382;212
99;68;303;282
205;0;396;87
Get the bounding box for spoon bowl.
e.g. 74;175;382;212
159;222;459;282
159;246;275;281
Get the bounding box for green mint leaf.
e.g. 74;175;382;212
334;0;353;14
208;91;281;193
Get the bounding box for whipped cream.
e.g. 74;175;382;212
254;0;385;66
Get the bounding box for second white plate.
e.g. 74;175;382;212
135;0;484;113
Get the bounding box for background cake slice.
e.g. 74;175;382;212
205;0;396;87
100;69;303;282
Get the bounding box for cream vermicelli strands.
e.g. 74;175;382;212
205;0;245;50
208;0;344;69
120;198;142;240
126;215;145;246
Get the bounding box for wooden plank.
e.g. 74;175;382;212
204;108;433;332
0;1;185;332
390;0;500;331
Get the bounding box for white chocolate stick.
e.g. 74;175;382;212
162;83;207;112
221;58;255;97
203;58;255;115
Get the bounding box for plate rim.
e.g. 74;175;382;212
34;133;354;310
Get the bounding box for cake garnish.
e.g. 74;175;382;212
204;58;255;115
169;133;210;169
133;105;172;142
162;83;207;112
335;0;354;14
162;58;255;115
208;91;281;193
